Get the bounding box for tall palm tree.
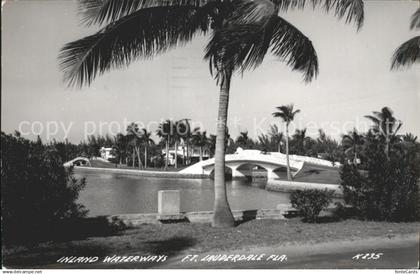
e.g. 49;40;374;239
126;122;143;168
141;128;155;169
268;124;284;153
292;128;310;155
114;133;128;165
172;120;185;169
211;128;234;156
59;0;364;227
192;131;209;162
156;120;175;170
365;107;402;159
177;119;199;165
391;8;420;69
342;128;364;166
235;131;250;148
273;104;300;181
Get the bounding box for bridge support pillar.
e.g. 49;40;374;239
230;165;246;178
267;168;280;180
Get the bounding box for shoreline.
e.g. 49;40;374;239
74;166;209;179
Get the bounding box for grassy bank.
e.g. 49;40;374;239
3;218;418;268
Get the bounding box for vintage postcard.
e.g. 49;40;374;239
1;0;419;272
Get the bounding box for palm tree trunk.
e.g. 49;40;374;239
354;150;358;167
174;140;178;169
136;146;143;169
199;147;203;162
144;146;147;169
278;142;281;153
212;73;235;228
182;145;186;165
165;139;169;170
132;148;135;167
285;125;292;181
186;141;190;164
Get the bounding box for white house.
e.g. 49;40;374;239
161;145;210;165
100;147;116;160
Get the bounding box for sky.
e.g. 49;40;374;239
2;0;419;143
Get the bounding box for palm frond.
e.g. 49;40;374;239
410;8;420;30
205;15;318;82
78;0;213;26
59;6;209;87
391;36;420;70
229;0;277;25
272;0;364;30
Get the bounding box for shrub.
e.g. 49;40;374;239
1;132;88;245
340;132;419;222
290;189;335;222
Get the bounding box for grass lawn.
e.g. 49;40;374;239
3;218;418;268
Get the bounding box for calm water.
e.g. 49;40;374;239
75;169;291;216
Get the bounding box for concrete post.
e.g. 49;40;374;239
158;190;180;215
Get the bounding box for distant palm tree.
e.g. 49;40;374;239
342;128;364;166
192;131;209;162
173;120;186;169
273;104;300;180
59;0;364;227
156;120;175;170
391;8;420;69
402;133;418;144
126;122;143;168
365;107;402;159
141;129;155;169
114;133;128;165
235;131;250;148
292;128;310;155
268;124;284;153
179;119;199;165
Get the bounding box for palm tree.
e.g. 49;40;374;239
126;122;143;168
292;128;310;155
273;104;300;181
342;128;364;166
192;131;209;162
402;133;418;144
365;107;402;159
391;8;420;69
59;0;364;227
114;133;128;165
211;128;234;156
177;119;199;165
268;124;284;153
235;131;250;148
141;128;155;169
172;120;186;169
156;120;175;170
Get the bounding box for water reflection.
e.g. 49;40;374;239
75;169;291;216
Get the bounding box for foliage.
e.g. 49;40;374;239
391;8;420;69
290;189;335;223
1;132;87;245
340;128;420;222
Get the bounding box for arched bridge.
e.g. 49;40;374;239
63;157;91;167
180;148;339;179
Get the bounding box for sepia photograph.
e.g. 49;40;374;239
1;0;419;271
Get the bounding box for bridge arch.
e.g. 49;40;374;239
208;166;233;180
63;157;91;167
